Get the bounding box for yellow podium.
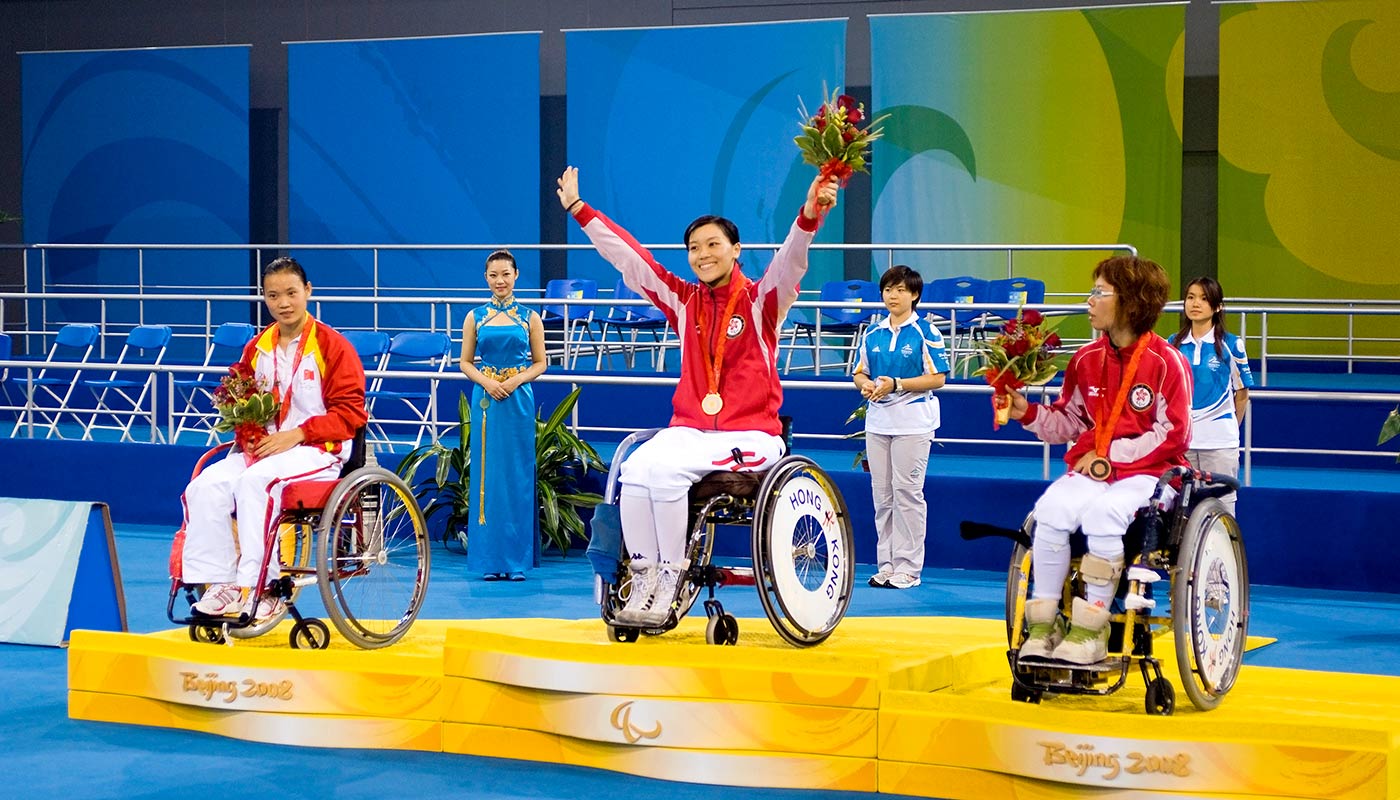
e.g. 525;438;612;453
67;617;1400;798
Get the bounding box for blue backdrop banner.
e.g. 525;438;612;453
21;45;251;358
288;33;542;333
564;20;847;295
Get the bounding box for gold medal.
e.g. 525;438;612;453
1088;457;1112;481
701;392;723;415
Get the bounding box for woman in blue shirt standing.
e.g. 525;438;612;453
852;265;950;589
1170;277;1254;513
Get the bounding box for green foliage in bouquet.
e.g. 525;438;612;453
973;308;1072;390
795;84;890;180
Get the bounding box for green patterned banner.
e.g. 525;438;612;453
1219;0;1398;355
871;7;1184;303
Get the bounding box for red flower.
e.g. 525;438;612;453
1002;319;1019;336
1005;338;1031;357
815;116;827;131
842;127;855;143
1045;332;1062;348
848;106;864;125
1021;309;1044;326
837;94;857;113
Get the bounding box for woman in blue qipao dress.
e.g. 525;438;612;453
459;250;548;580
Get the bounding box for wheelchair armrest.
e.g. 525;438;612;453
603;427;665;503
192;441;236;479
959;520;1032;550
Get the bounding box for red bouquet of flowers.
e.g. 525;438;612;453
794;84;890;187
211;362;279;460
973;308;1070;430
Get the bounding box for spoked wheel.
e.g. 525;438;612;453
751;456;854;647
1004;518;1035;649
188;623;226;645
230;523;312;640
1144;676;1176;716
289;618;331;650
316;467;431;649
1172;498;1249;711
705;613;739;646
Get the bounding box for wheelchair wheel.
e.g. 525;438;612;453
706;613;739;646
1004;535;1033;649
751;456;854;647
316;467;431;649
290;618;331;650
1144;676;1176;716
1171;497;1249;711
229;523;313;640
188;623;226;645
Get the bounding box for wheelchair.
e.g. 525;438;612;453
961;466;1248;715
167;429;431;650
591;425;855;647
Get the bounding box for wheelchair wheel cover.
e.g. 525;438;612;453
752;457;854;646
316;467;431;649
1172;497;1249;711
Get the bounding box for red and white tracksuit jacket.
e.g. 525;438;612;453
571;203;821;437
1022;333;1192;481
239;316;368;452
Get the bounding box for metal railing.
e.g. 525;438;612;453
3;359;1397;486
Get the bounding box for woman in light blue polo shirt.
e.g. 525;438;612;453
852;265;950;589
1170;277;1254;513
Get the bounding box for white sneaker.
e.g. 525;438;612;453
249;592;286;623
1018;598;1065;660
614;563;656;624
887;573;922;590
868;567;893;588
1051;597;1112;665
192;583;244;616
632;564;683;628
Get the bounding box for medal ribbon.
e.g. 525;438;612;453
1092;332;1152;459
694;271;748;402
270;315;313;429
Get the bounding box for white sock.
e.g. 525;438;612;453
619;486;660;564
653;495;689;564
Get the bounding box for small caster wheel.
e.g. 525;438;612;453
290;618;331;650
1145;676;1176;716
1010;681;1042;704
608;625;640;643
705;613;739;646
189;624;226;645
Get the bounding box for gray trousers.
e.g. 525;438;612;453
1185;447;1240;515
867;431;933;578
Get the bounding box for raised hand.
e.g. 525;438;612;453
556;167;581;212
802;175;841;219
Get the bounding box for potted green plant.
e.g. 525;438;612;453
396;386;606;557
396;393;472;552
845;400;869;471
1380;405;1400;462
536;386;606;555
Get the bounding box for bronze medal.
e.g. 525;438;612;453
701;392;723;415
1088;456;1112;481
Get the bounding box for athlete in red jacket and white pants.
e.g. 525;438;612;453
557;167;840;627
182;258;368;621
1006;255;1192;665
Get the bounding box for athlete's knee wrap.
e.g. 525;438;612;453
1079;553;1124;587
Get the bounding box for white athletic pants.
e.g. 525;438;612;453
181;446;343;587
618;427;785;564
1030;472;1165;606
866;431;933;579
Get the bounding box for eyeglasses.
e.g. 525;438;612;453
1087;287;1115;301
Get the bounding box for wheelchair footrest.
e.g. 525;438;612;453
715;566;755;587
